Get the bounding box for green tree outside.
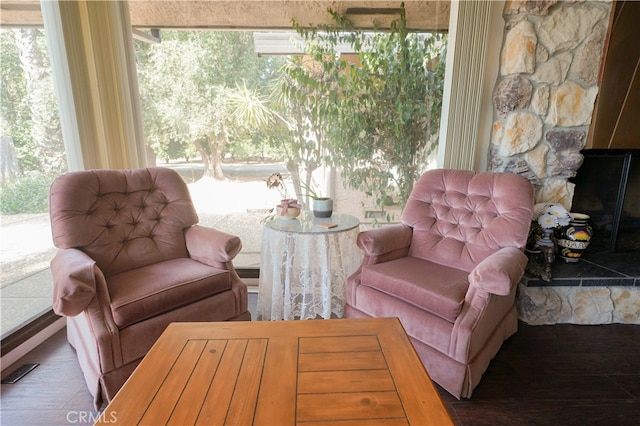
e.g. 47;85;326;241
283;6;447;212
135;31;287;179
1;19;446;215
1;28;63;213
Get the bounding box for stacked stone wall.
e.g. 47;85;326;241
518;284;640;325
490;0;612;210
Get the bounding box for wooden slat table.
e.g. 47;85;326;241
96;318;454;425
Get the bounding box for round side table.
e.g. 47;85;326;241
257;211;361;320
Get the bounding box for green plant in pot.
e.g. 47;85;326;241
301;181;333;218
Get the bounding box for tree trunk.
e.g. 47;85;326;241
193;139;212;178
286;159;302;200
206;132;227;180
0;136;20;183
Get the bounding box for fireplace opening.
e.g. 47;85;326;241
570;149;640;253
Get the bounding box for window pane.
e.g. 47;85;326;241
1;28;66;338
134;27;446;268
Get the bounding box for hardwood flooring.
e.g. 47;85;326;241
2;319;639;425
442;321;640;425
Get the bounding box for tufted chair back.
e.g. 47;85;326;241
402;169;534;273
50;167;199;278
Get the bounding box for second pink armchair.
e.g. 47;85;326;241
345;169;534;399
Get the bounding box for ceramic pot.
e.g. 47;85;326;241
276;199;301;220
276;206;301;219
554;213;593;263
312;198;333;218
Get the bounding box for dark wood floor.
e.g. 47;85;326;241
441;321;640;425
2;320;639;425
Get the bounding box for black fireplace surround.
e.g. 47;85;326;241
522;149;640;287
571;149;640;254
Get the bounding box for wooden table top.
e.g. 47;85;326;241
96;318;454;425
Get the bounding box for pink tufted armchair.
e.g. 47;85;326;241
345;169;534;399
49;167;251;408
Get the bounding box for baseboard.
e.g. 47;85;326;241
1;317;66;373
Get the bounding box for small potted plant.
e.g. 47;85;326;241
266;173;301;219
301;181;333;218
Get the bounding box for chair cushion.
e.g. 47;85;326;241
360;257;469;323
108;258;231;328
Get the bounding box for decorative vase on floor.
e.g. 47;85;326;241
554;213;593;263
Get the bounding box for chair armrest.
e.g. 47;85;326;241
357;224;413;265
450;248;526;362
468;247;528;296
51;248;100;316
185;225;242;268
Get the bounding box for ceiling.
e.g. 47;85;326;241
0;1;450;31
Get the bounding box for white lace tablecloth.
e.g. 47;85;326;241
257;212;362;320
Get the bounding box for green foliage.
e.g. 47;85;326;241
283;4;447;212
299;180;323;200
1;29;65;176
135;31;288;176
0;172;53;214
1;31;27;142
273;47;340;204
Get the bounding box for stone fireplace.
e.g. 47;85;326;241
487;1;639;325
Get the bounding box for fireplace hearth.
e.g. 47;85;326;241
518;150;640;325
518;251;639;324
522;252;639;288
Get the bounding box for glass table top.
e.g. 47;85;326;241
264;211;360;235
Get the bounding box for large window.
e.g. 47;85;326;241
0;11;447;341
0;28;66;339
134;25;447;269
